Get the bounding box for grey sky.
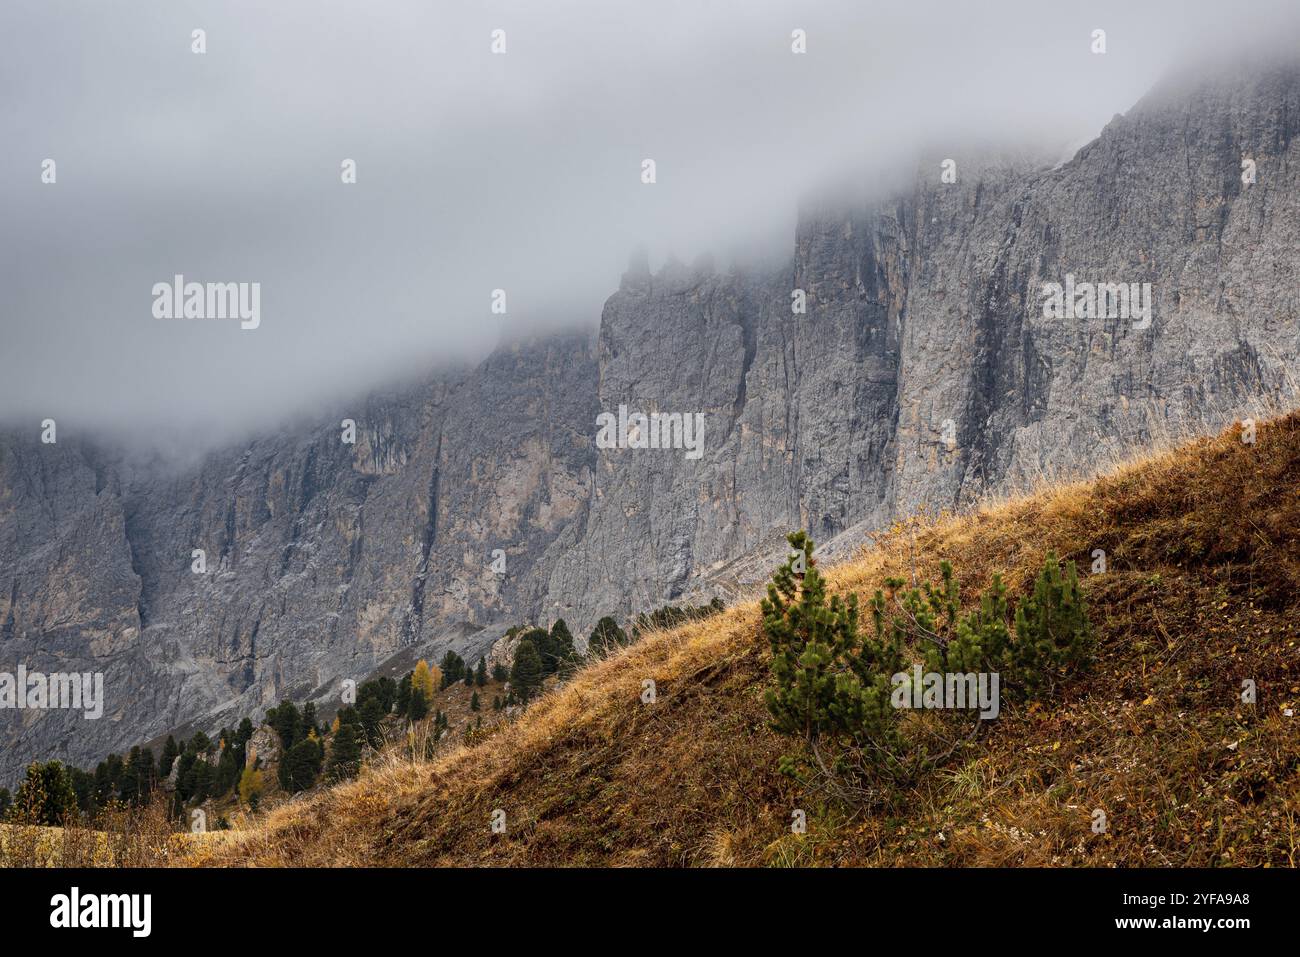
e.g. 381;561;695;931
1;0;1291;448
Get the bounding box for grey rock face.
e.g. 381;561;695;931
2;63;1298;784
0;334;597;784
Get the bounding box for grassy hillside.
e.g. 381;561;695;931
196;414;1300;867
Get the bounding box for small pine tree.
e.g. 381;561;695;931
267;701;302;750
517;628;552;675
302;702;320;738
470;691;480;712
1009;552;1092;695
510;639;544;702
358;695;386;747
438;651;466;688
13;761;78;826
548;619;579;677
278;737;324;793
408;686;430;722
325;719;362;781
474;657;487;687
159;735;180;778
586;616;627;657
763;532;906;793
395;672;412;715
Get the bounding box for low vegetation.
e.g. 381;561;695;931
8;413;1299;867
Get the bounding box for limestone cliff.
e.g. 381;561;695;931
2;60;1297;784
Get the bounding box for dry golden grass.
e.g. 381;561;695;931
0;797;189;867
201;412;1300;867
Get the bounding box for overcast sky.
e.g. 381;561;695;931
1;0;1293;449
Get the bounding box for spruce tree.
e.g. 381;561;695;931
214;742;239;797
302;702;320;739
358;695;386;746
548;619;579;677
68;767;96;814
439;651;466;688
586;616;627;657
159;735;180;778
408;687;430;722
395;672;412;716
279;736;323;793
474;656;487;687
118;746;143;804
325;720;362;781
510;639;544;702
267;701;302;750
13;761;78;825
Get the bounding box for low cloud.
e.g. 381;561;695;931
0;0;1291;446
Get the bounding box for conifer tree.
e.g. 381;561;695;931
302;701;320;739
95;753;124;806
1009;552;1093;695
279;736;324;793
213;742;239;797
408;687;430;722
510;639;544;702
325;719;362;781
412;660;436;703
763;532;904;788
68;767;96;814
13;761;78;825
159;735;180;778
395;672;412;716
358;695;386;746
548;619;579;676
267;701;302;750
586;616;627;657
438;651;466;688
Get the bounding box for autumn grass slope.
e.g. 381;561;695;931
200;414;1300;867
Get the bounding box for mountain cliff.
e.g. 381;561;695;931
3;59;1298;785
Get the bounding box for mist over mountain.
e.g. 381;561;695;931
4;0;1294;449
